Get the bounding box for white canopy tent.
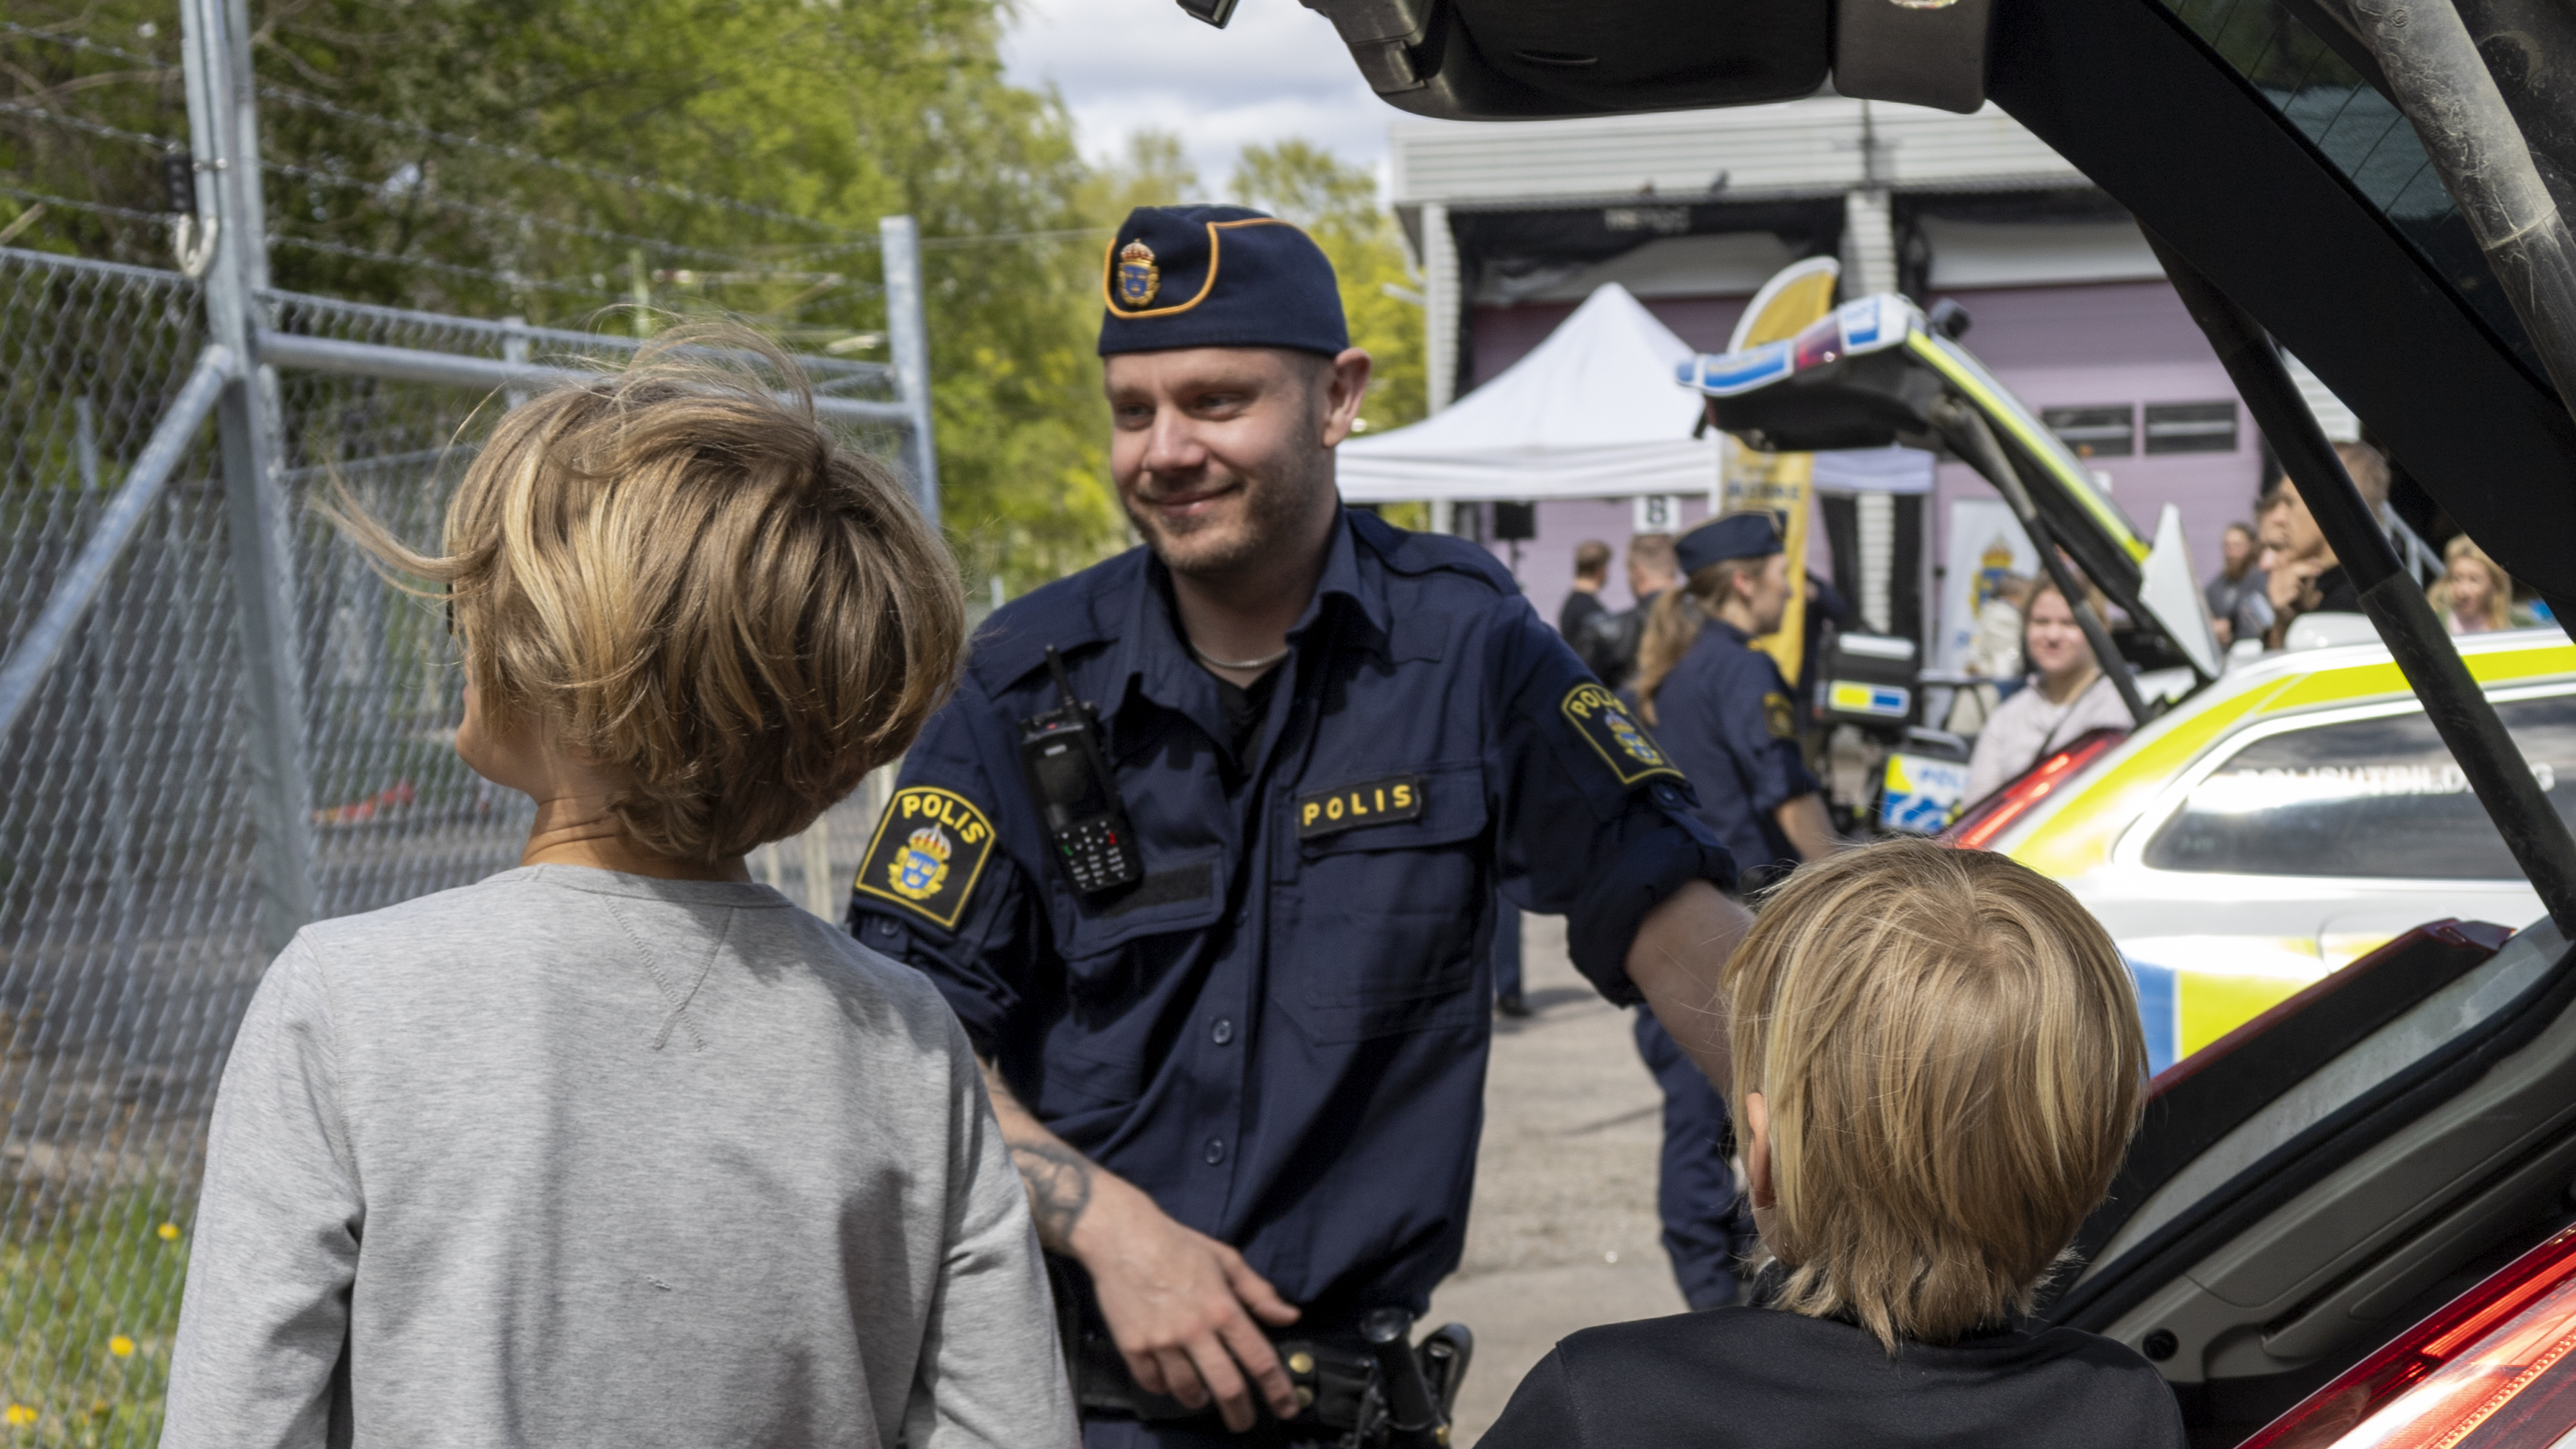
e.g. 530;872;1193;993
1335;281;1934;502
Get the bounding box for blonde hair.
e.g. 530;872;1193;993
335;324;964;864
2429;534;2512;632
1725;840;2147;1350
1635;557;1764;725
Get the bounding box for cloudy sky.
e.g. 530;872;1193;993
1000;0;1402;191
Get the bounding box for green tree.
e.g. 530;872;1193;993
0;0;1128;591
1230;140;1425;437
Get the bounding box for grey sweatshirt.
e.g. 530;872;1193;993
163;865;1074;1449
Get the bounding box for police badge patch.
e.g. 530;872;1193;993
1763;691;1798;740
1561;682;1684;787
854;787;997;930
1115;239;1161;308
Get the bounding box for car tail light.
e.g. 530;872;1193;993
1791;314;1845;371
1945;728;2125;850
2242;1225;2576;1449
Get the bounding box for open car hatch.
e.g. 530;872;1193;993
1678;294;2224;685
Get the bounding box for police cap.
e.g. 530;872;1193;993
1676;511;1786;575
1099;205;1350;358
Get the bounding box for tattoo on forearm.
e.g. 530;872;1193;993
1011;1141;1096;1245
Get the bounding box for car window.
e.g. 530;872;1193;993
2144;692;2576;879
2160;0;2542;383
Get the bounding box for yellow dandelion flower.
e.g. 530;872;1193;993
108;1335;135;1358
3;1402;37;1425
156;1223;181;1242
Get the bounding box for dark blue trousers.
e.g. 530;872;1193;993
1632;1010;1760;1310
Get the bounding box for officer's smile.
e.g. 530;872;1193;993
1137;480;1240;525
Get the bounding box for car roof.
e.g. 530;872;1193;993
1308;0;2576;611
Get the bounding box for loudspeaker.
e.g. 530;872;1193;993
1491;500;1537;541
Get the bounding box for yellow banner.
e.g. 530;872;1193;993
1718;258;1839;684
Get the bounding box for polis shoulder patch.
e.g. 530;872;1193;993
854;786;997;931
1763;691;1798;740
1561;682;1684;787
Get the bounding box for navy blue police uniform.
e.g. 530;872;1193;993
846;206;1737;1445
1630;511;1825;1311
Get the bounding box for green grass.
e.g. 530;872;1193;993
0;1190;191;1446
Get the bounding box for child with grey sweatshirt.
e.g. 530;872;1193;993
163;329;1077;1449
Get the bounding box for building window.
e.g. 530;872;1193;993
2040;405;2136;458
2143;401;2241;454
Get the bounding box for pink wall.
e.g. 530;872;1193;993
1461;280;2262;635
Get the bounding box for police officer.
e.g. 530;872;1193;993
847;205;1750;1446
1625;510;1839;1311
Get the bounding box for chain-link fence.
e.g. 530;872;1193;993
1;242;910;1441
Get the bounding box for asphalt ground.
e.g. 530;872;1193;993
1426;913;1694;1443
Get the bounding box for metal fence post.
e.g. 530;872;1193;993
879;214;942;529
182;0;316;953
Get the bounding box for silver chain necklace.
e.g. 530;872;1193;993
1189;639;1292;672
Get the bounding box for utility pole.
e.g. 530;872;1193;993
180;0;316;953
879;215;942;530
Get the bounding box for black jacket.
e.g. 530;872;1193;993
1481;1306;2186;1449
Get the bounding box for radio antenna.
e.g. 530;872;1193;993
1043;646;1082;712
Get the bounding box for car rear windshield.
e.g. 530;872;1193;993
2159;0;2544;382
2145;691;2576;878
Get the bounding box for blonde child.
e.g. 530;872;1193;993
1484;840;2181;1448
164;332;1076;1448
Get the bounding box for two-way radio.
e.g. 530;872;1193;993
1017;647;1144;896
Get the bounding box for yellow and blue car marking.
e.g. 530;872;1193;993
1997;634;2576;1071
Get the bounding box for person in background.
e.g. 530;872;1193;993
1583;532;1679;691
1963;577;2134;803
2258;442;2387;645
1561;538;1614;662
1625;512;1839;1310
1945;572;2032;739
164;331;1075;1448
2203;521;2269;647
1479;841;2179;1449
2429;534;2533;634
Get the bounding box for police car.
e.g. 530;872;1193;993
1274;0;2576;1440
1954;626;2575;1074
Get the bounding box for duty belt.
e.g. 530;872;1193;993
1052;1261;1473;1447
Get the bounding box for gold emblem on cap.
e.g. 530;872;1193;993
1115;239;1162;308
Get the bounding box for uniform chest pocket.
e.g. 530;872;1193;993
1277;762;1491;1043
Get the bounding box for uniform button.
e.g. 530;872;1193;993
1204;1137;1227;1165
1233;906;1249;926
1211;1017;1235;1046
876;920;898;938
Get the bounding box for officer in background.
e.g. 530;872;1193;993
1581;531;1678;691
848;204;1750;1447
1620;511;1839;1311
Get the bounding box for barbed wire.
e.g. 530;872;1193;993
0;180;170;227
0;19;170;70
0;98;181;152
265;234;618;297
262;157;764;268
257;85;875;244
6;22;1121;265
